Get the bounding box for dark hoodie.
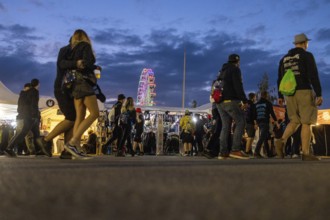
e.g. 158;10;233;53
277;47;322;99
217;63;247;102
17;90;29;119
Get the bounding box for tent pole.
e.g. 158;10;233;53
324;125;328;156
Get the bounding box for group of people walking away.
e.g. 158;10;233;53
1;32;323;161
203;33;323;161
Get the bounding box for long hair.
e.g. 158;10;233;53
122;97;135;113
71;29;95;57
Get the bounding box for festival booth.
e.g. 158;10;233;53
312;110;330;156
133;105;210;155
40;101;106;154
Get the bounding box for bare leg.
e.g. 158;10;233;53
133;141;137;152
44;120;74;142
282;122;300;142
301;124;311;155
70;95;99;146
245;137;253;153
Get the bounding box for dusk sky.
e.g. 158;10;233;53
1;0;330;108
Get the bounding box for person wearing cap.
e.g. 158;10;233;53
179;110;195;156
216;54;249;160
102;94;126;154
277;33;323;161
132;107;144;156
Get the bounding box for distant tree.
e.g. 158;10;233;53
257;72;277;104
257;72;269;93
191;100;197;108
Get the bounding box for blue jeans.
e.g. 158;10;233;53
217;100;245;154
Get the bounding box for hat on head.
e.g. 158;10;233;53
185;109;190;115
118;94;125;100
228;54;240;63
293;33;311;44
136;107;142;113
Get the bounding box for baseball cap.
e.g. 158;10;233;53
118;94;125;100
228;54;240;62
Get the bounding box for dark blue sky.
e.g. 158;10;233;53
0;0;330;108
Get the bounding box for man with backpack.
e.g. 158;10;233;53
102;94;126;154
180;110;195;156
277;33;323;161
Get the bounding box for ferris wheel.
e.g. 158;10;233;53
136;68;156;106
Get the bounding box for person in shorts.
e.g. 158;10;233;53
277;33;323;161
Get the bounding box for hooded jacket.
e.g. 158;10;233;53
277;47;322;99
217;63;247;102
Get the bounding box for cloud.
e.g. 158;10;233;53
0;24;41;41
316;28;330;42
1;24;330;109
27;0;44;7
93;28;143;47
0;3;5;11
246;25;266;37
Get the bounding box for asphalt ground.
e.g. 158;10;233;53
1;155;330;220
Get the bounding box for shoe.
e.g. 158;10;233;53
64;143;92;160
36;137;52;157
292;154;300;159
139;152;144;156
116;151;125;157
131;150;136;157
302;154;320;161
218;153;229;160
59;150;72;159
229;151;249;159
4;148;17;157
253;153;263;159
203;151;216;159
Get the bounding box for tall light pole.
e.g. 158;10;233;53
182;48;186;110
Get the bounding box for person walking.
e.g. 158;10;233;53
254;91;278;158
116;97;136;157
36;38;82;159
101;94;126;154
63;29;99;159
4;79;46;157
244;92;257;155
216;54;249;159
277;33;323;161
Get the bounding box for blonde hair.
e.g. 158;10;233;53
121;97;135;113
71;29;95;57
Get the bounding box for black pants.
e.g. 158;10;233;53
194;133;204;152
117;124;132;153
104;125;120;147
255;122;270;156
206;118;222;156
7;118;40;152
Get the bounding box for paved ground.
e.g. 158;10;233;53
1;155;330;220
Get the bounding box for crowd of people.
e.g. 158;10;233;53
0;32;323;161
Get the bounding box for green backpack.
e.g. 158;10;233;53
279;69;297;96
